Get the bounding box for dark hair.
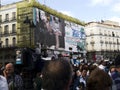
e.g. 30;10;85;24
114;55;120;67
41;59;72;90
86;68;112;90
0;66;4;75
88;64;97;75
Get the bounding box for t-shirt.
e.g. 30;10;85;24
0;75;8;90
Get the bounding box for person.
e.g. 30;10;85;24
72;67;81;90
111;55;120;90
41;58;72;90
0;74;8;90
3;63;23;90
98;60;107;72
108;65;116;77
33;72;42;90
86;68;112;90
77;65;88;90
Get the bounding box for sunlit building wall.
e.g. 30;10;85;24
85;20;120;61
0;0;85;64
0;4;17;47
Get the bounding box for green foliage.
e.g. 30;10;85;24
19;0;85;25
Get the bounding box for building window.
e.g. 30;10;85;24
112;32;115;37
12;37;16;46
12;24;16;33
91;37;94;40
108;31;111;36
5;14;9;21
0;27;2;34
117;39;119;44
5;38;9;47
99;29;102;35
0;15;2;22
4;25;9;34
12;12;16;20
104;30;107;36
0;42;1;47
90;29;93;35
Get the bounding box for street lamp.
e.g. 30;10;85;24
24;16;35;47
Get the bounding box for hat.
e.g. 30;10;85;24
114;55;120;67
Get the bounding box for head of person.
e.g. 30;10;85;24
109;65;116;73
41;59;72;90
101;60;107;66
80;65;88;77
5;63;14;76
114;55;120;72
88;64;97;75
86;68;112;90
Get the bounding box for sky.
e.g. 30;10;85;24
1;0;120;24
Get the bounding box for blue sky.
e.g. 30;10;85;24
1;0;120;23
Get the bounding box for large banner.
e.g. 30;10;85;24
65;21;86;52
33;8;65;49
33;8;85;52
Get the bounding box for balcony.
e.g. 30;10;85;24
1;17;16;24
0;44;17;48
3;32;9;36
116;35;119;38
3;18;9;22
0;31;17;37
90;33;94;36
99;33;103;35
10;31;17;36
104;34;107;36
105;41;108;44
100;40;104;44
101;49;105;51
113;42;116;45
109;41;112;44
117;42;119;45
90;41;95;44
10;17;17;21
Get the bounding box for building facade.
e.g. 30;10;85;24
0;3;17;64
0;0;85;64
85;20;120;61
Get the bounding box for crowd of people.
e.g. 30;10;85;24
0;63;23;90
0;54;120;90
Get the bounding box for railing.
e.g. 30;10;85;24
90;33;94;35
0;17;16;23
109;41;112;44
105;41;108;44
104;34;107;36
0;44;16;48
100;40;104;43
99;33;103;35
11;17;16;21
90;41;95;44
0;31;16;37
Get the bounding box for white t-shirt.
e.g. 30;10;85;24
0;75;8;90
98;64;105;71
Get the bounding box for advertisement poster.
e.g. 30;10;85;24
65;21;86;52
33;8;85;53
33;8;65;49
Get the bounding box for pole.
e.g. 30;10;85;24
0;0;1;45
30;26;31;47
